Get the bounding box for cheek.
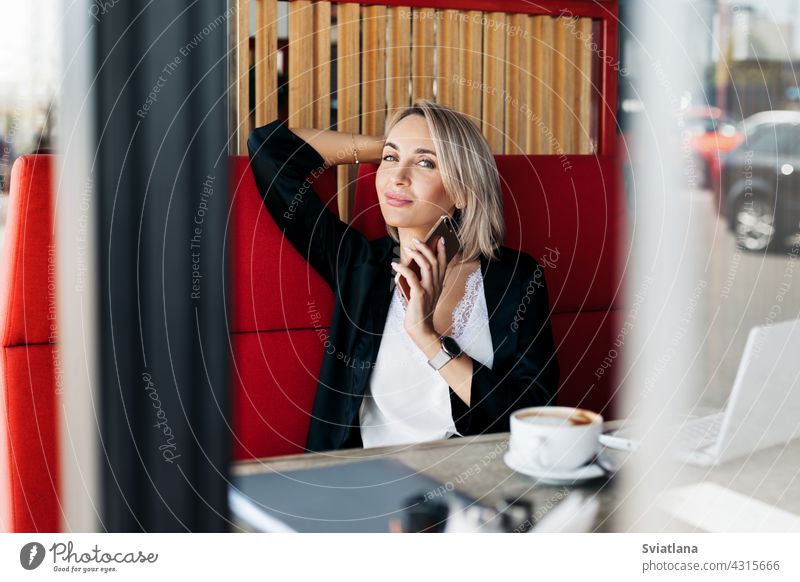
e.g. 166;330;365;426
420;182;450;210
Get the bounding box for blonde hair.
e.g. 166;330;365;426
382;100;505;261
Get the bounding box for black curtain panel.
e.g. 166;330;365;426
94;0;230;531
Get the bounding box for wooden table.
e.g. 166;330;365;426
230;432;623;532
231;430;800;532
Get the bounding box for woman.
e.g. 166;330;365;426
247;100;559;452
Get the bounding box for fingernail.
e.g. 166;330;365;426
405;246;413;253
412;238;420;245
439;237;445;246
391;262;397;269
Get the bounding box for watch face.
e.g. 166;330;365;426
441;336;462;357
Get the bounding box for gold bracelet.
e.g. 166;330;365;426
351;133;360;165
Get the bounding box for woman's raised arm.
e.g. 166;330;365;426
247;119;383;289
287;126;385;168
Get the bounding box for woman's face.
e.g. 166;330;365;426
376;114;454;230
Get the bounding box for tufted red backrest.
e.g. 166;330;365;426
228;156;339;459
351;155;627;418
0;154;341;530
1;150;624;533
1;151;625;504
0;155;61;532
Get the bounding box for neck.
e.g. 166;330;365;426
397;226;431;264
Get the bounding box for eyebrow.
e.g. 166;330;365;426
383;141;437;156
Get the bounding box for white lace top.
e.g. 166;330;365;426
358;266;494;448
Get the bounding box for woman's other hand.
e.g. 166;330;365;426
391;236;447;346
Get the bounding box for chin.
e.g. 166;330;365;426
383;219;414;229
379;208;416;228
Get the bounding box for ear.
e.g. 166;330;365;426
452;206;463;227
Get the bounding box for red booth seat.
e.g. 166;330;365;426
228;157;340;460
0;152;625;532
230;152;626;459
0;155;61;532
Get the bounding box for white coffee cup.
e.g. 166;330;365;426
509;406;603;470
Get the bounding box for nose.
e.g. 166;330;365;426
389;161;412;185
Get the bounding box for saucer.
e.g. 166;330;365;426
503;451;608;485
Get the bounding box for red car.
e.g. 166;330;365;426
684;106;743;198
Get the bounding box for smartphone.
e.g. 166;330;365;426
397;214;462;302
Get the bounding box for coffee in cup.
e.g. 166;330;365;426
509;406;603;470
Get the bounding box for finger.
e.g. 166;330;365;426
411;238;438;270
412;238;440;289
404;244;433;293
391;262;424;296
436;236;447;283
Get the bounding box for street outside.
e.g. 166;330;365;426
691;188;799;411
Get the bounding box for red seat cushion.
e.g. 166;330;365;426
0;155;60;532
228;156;338;334
228;156;338;459
550;310;624;419
0;155;56;347
230;331;321;459
0;345;60;532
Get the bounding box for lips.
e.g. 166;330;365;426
384;191;413;207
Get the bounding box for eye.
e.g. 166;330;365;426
380;154;436;169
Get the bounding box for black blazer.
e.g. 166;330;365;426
248;119;560;453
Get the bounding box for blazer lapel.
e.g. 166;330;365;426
480;251;516;359
351;244;395;399
368;239;397;336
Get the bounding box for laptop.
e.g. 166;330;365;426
601;319;800;466
670;318;800;466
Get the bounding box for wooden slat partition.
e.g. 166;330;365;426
411;7;435;102
564;16;578;154
575;17;594;154
504;13;527;154
553;15;568;156
288;1;314;127
524;16;540;153
233;1;617;217
387;6;412;119
336;3;361;220
361;6;387;136
538;15;555;154
481;12;505;153
459;11;483;124
254;0;277;126
436;10;459;109
313;2;332;129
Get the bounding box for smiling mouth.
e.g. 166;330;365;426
384;192;413;206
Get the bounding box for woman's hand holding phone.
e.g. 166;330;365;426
391;236;447;346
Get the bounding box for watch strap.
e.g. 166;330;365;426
427;336;460;370
427;348;453;370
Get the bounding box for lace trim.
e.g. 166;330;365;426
391;266;483;345
450;267;483;339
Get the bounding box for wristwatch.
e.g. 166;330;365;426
427;336;463;370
